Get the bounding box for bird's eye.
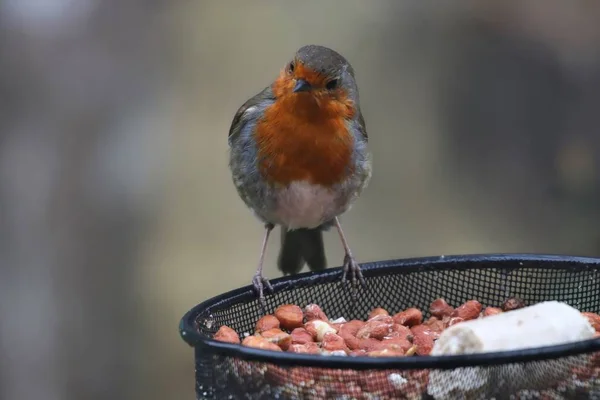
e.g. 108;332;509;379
326;79;338;90
288;62;295;73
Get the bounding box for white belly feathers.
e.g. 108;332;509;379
274;180;338;230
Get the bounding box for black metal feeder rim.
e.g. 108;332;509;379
179;253;600;370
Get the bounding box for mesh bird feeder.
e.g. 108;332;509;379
179;254;600;399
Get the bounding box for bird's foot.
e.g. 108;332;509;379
341;253;366;300
252;273;273;311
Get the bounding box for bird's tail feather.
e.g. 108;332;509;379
278;227;326;275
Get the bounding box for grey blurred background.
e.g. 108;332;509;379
1;1;600;399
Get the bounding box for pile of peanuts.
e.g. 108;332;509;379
210;299;600;398
211;297;569;357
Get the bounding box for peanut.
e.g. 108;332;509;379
241;335;282;351
429;298;454;318
214;325;240;344
339;331;360;350
368;307;390;320
304;304;328;321
356;317;393;340
423;317;445;334
451;300;482;321
305;319;337;341
260;328;292;350
338;320;365;337
393;308;423;327
290;327;314;344
502;297;525;312
483;307;503;317
410;325;436;355
255;314;280;333
368;348;404;357
322;332;348;352
274;304;304;330
446;316;465;327
386;323;412;340
287;342;321;354
381;336;413;353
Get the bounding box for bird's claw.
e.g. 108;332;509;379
341;253;366;300
252;273;273;311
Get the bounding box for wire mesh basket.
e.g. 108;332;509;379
179;254;600;399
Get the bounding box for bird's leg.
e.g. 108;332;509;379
334;217;366;298
252;223;275;310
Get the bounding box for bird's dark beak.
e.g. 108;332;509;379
293;79;312;93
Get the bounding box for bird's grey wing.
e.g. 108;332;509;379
228;86;275;145
227;86;277;224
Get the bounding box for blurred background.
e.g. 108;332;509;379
1;1;600;399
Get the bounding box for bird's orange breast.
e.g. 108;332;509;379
255;78;355;187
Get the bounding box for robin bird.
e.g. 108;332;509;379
228;45;372;307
